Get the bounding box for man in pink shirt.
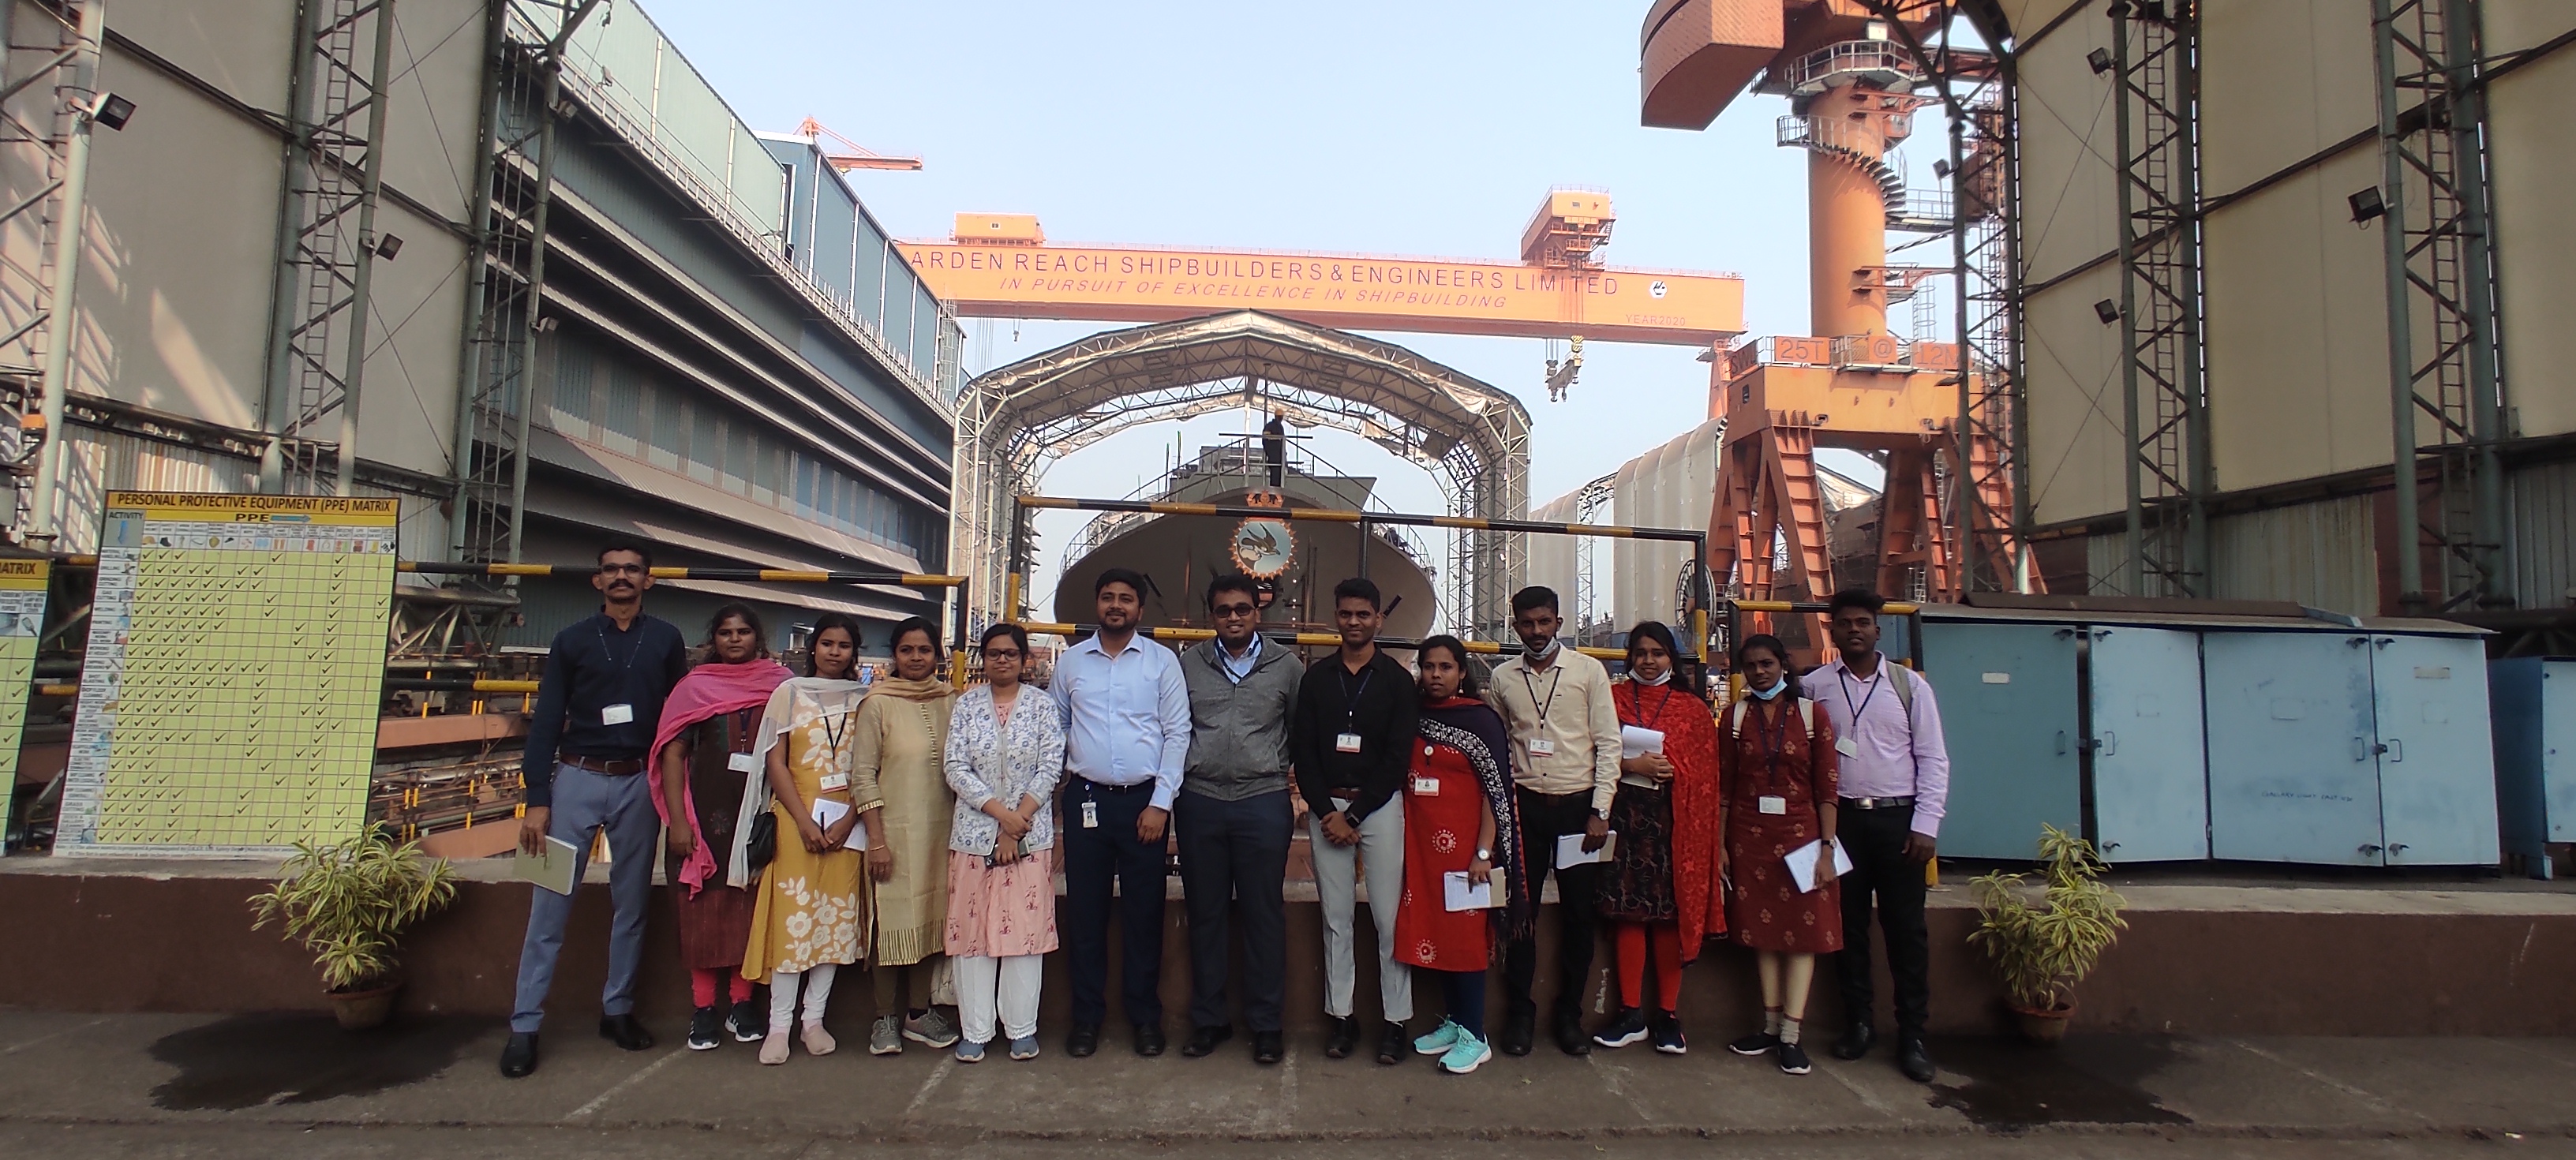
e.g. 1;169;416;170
1799;588;1946;1084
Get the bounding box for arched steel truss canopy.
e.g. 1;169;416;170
954;310;1532;638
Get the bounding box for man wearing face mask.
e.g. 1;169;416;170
1486;586;1621;1057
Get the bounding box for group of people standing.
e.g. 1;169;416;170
495;544;1947;1087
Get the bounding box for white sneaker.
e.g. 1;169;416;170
801;1020;837;1057
758;1028;791;1065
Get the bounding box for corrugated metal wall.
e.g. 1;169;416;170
2209;494;2379;616
2508;458;2576;610
1611;417;1724;632
1526;488;1582;625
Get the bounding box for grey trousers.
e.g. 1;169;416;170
510;765;659;1034
1309;796;1412;1022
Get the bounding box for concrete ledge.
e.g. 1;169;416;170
5;857;2574;1036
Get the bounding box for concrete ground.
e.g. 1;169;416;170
3;1011;2573;1158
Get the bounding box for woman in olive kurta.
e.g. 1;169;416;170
852;616;958;1055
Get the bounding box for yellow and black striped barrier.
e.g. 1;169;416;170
1008;623;1630;662
396;561;964;587
1017;496;1705;544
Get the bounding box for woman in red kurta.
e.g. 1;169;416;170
1720;633;1842;1076
1592;621;1723;1055
1393;636;1530;1076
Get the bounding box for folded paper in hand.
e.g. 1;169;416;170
513;835;582;896
1555;830;1616;870
1785;837;1852;894
1619;725;1666;759
1442;870;1496;911
810;798;869;850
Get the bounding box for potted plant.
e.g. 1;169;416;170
1968;823;2129;1044
249;831;459;1030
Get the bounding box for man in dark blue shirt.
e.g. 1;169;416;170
500;544;689;1079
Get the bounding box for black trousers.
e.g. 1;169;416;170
1836;803;1931;1038
1064;780;1166;1029
1504;788;1604;1018
1175;788;1293;1033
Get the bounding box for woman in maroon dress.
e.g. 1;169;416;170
1593;621;1724;1056
1392;636;1530;1075
649;604;793;1052
1719;633;1841;1076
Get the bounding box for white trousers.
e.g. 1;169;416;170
955;953;1043;1044
1309;797;1412;1021
767;963;837;1031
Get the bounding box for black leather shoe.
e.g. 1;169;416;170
1252;1030;1285;1065
499;1031;539;1078
1065;1023;1100;1058
598;1013;653;1051
1833;1021;1877;1061
1898;1036;1938;1083
1182;1024;1232;1057
1324;1015;1360;1059
1552;1008;1592;1057
1498;1010;1535;1057
1376;1020;1409;1065
1133;1023;1167;1057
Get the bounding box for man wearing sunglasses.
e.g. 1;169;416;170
1173;574;1302;1065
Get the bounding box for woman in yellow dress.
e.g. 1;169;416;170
734;613;869;1065
853;616;960;1054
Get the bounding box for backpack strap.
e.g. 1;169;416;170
1888;662;1915;720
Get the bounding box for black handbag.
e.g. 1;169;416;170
743;810;777;872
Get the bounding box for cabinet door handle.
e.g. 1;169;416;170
2384;738;2403;762
2101;730;2118;757
2055;730;2068;755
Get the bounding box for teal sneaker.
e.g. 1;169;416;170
1413;1018;1462;1057
1437;1028;1492;1074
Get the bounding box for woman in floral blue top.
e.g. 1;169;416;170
942;623;1068;1061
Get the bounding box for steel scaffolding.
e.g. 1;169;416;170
2;0;104;541
256;0;399;497
2369;0;2507;613
2108;0;2208;597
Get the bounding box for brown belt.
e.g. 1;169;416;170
560;754;646;775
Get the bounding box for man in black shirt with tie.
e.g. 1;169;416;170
500;544;689;1078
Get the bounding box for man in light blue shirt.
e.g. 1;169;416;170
1050;567;1190;1059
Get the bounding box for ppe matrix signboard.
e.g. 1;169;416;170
0;556;47;831
56;492;396;855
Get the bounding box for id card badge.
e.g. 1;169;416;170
1335;732;1363;754
1411;776;1440;796
818;772;849;792
728;751;759;773
1080;800;1100;829
1528;736;1557;758
1836;736;1860;758
601;703;635;726
1758;795;1789;816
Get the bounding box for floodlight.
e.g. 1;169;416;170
2094;299;2121;325
92;92;134;130
2349;186;2387;223
2087;48;2114;74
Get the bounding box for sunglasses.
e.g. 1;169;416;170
1212;602;1257;617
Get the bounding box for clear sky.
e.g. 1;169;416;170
646;0;1920;616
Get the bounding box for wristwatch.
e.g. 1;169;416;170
1475;848;1491;861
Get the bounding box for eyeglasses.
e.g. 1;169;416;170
1212;603;1257;617
597;563;646;576
983;648;1023;660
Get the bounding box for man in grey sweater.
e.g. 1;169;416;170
1175;574;1302;1065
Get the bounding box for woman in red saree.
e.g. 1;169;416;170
1591;621;1723;1055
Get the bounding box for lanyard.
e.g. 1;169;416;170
1339;663;1375;729
817;698;852;759
1748;696;1792;795
1837;663;1884;733
1521;663;1565;726
594;618;643;677
1621;683;1676;731
722;709;754;754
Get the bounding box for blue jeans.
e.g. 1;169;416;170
509;765;659;1034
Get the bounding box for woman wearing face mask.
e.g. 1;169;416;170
1720;634;1841;1076
1591;622;1723;1056
735;613;870;1065
650;604;794;1052
851;617;960;1056
1391;635;1530;1075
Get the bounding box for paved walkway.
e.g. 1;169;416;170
3;1010;2573;1146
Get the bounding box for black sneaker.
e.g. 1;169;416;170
1552;1008;1591;1057
1498;1010;1535;1057
1728;1031;1782;1057
727;999;763;1042
1376;1020;1409;1065
1777;1041;1814;1075
686;1005;723;1051
1324;1016;1360;1060
1592;1006;1647;1049
1650;1010;1688;1055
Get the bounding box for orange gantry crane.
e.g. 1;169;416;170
794;116;922;172
1642;0;2037;647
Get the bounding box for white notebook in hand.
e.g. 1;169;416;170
1784;837;1853;894
810;798;870;850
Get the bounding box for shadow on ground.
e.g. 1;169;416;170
148;1012;495;1110
1924;1035;2192;1131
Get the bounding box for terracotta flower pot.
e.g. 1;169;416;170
328;979;402;1031
2010;1000;2076;1044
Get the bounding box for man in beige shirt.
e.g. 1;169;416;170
1485;586;1620;1057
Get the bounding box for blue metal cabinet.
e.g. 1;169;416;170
2368;633;2498;866
1922;620;2081;860
2087;626;2210;863
2203;631;2383;866
2488;657;2572;877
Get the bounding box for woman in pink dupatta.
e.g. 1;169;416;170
650;602;793;1051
